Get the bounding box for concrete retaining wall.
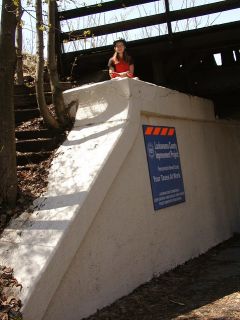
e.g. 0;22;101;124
0;79;240;320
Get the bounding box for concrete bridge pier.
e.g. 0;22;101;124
0;78;240;320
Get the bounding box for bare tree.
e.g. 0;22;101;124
35;0;59;129
47;0;70;127
16;0;24;85
0;0;17;207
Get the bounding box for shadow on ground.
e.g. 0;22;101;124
84;234;240;320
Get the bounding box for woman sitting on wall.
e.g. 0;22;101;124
108;39;135;79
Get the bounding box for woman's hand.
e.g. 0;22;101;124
110;71;134;79
111;71;121;78
118;72;134;78
126;71;134;78
111;72;127;78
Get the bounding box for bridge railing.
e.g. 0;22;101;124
57;0;240;54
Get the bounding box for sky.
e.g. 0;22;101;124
0;0;239;54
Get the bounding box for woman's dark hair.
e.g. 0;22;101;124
113;39;127;47
112;39;132;64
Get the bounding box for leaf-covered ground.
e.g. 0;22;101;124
0;267;23;320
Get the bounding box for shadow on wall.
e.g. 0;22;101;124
65;123;125;147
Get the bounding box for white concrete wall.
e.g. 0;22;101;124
43;82;240;320
0;78;240;320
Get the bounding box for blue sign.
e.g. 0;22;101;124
143;125;185;210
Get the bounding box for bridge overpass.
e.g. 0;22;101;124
56;0;240;119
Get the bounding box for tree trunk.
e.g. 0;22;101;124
16;0;24;85
0;0;17;206
47;0;70;127
35;0;59;129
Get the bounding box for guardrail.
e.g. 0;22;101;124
58;0;240;44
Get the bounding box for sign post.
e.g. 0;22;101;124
143;125;185;211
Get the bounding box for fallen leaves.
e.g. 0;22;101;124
0;266;22;320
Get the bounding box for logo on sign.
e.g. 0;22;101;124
147;142;155;159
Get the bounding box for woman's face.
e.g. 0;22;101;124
114;41;125;54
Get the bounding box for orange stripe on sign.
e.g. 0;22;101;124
153;127;161;135
145;126;154;135
161;127;168;136
168;128;175;136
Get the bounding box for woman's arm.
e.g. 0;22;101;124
126;64;134;78
108;57;120;78
129;64;134;74
109;67;115;78
109;68;122;78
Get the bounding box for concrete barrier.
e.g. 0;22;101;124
0;78;240;320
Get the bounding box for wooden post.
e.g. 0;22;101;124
55;2;64;79
164;0;172;38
